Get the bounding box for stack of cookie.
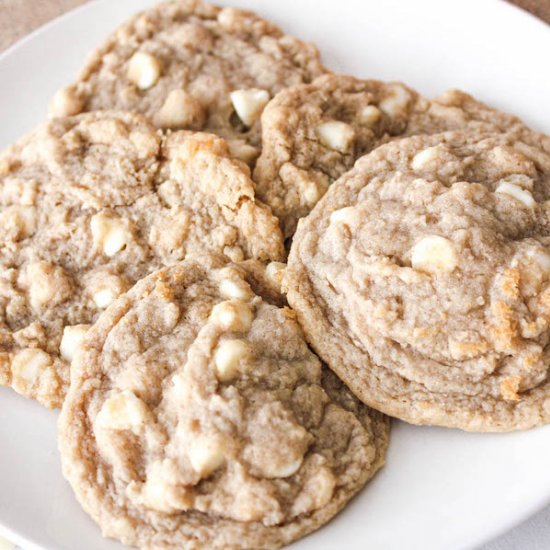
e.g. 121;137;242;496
1;1;548;548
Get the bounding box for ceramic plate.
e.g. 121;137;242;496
0;0;549;549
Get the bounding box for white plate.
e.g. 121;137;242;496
0;1;549;549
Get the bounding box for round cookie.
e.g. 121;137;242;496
284;130;550;431
49;0;326;165
0;112;284;408
254;74;550;238
58;255;389;550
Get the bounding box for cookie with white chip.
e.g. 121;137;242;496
284;130;550;431
50;0;326;166
0;112;284;408
58;255;389;549
254;74;550;238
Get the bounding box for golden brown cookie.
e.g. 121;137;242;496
285;130;550;431
58;255;389;549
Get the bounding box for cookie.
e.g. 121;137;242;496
254;74;550;238
58;255;389;549
284;130;550;431
0;111;284;408
49;0;326;165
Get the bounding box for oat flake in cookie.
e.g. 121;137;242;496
50;0;326;165
58;255;389;550
285;130;550;431
0;112;283;408
254;74;550;238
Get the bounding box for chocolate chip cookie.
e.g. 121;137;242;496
58;255;389;549
285;130;550;431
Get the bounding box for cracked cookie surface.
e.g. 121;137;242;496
50;0;326;166
0;111;283;408
254;74;550;238
285;130;550;431
58;255;389;549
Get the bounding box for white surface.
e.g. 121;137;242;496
0;0;549;549
484;505;550;550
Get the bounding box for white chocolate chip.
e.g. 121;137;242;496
219;278;254;300
93;288;116;308
266;262;286;286
11;348;52;394
229;88;269;126
0;205;37;242
227;139;259;165
315;121;355;153
378;84;411;117
302;179;322;205
223;245;244;262
243;405;311;479
245;441;306;478
140;461;177;513
330;206;359;227
127;52;161;90
87;273;127;309
27;261;72;310
59;324;91;362
188;435;226;477
3;178;38;206
210;300;253;332
154;89;204;129
140;460;191;513
95;390;150;431
230;88;269;126
309;466;336;509
411;146;440;171
360;105;381;125
214;339;252;381
495;182;536;208
411;235;458;274
269;455;304;478
292;465;336;515
91;213;132;257
49;87;83;117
